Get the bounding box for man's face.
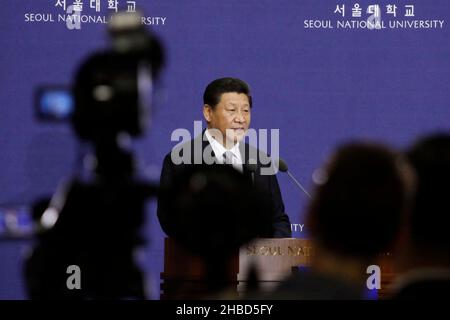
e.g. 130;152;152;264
203;92;251;147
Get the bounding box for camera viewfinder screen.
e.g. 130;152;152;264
37;88;74;121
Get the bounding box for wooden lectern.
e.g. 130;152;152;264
160;237;395;299
160;237;313;299
160;237;239;299
237;238;313;293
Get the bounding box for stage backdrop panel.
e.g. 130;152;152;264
0;0;449;299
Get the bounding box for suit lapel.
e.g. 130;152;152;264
193;129;218;164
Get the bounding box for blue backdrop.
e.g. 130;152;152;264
1;0;449;299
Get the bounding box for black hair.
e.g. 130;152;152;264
164;165;271;254
161;165;271;293
203;77;252;109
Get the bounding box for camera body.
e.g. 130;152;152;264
26;11;164;299
35;11;164;142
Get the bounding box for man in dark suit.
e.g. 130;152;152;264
157;77;291;238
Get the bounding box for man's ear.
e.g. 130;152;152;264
203;104;212;123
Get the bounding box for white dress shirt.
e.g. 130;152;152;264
204;129;243;173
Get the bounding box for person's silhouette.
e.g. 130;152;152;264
269;142;412;299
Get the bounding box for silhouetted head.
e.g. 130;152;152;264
164;165;270;257
406;133;450;257
308;142;410;260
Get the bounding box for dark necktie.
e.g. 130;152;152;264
223;151;234;167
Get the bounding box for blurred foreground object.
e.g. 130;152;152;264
24;10;165;299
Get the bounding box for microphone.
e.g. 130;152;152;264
276;158;311;199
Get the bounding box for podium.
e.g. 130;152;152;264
160;237;313;299
160;237;395;299
237;238;312;293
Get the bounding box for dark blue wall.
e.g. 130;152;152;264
1;0;449;299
